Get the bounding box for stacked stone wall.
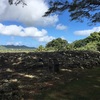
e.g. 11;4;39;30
0;51;100;71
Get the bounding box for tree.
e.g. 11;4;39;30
89;32;100;41
72;32;100;51
46;38;68;51
44;0;100;24
97;43;100;51
36;45;45;52
8;0;100;24
72;40;86;48
8;0;26;6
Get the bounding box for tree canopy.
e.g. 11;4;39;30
8;0;100;24
72;32;100;51
44;0;100;24
46;38;68;51
8;0;26;6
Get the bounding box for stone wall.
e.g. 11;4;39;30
0;51;100;99
0;51;100;72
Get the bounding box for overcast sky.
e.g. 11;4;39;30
0;0;100;47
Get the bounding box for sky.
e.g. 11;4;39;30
0;0;100;47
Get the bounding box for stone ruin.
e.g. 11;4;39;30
0;50;100;100
0;50;100;72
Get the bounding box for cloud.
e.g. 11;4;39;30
7;41;22;45
56;24;67;30
0;23;55;42
14;42;22;45
60;36;66;40
38;36;55;42
0;0;58;26
74;26;100;36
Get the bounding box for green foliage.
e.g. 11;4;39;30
72;32;100;51
36;45;45;52
72;40;86;48
76;42;98;51
9;0;100;24
88;32;100;42
44;0;100;24
97;43;100;51
0;32;100;52
46;38;69;51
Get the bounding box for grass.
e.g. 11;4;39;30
34;67;100;100
0;49;35;53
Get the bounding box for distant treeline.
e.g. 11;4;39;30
0;32;100;52
36;32;100;52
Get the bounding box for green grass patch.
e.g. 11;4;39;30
34;67;100;100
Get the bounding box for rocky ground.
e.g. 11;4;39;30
0;51;100;100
